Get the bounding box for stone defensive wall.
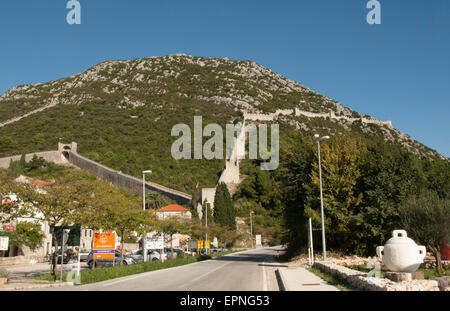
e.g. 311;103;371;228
0;143;192;206
243;108;393;128
0;150;64;168
67;151;192;206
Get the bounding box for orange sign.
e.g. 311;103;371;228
93;232;115;259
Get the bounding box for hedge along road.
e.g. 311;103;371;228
33;247;281;291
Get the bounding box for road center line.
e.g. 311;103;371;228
262;259;267;291
176;261;234;289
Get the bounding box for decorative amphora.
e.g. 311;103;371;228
376;230;426;272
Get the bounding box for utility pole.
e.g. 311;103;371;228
142;170;152;262
250;211;254;249
60;229;70;282
205;203;208;248
313;134;330;262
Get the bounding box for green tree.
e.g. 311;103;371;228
213;183;235;230
154;217;185;258
304;136;364;253
110;206;150;265
145;192;168;210
398;190;449;270
6;178;82;275
209;224;241;249
1;221;45;253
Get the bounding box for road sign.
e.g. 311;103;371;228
0;237;9;251
256;235;262;246
54;226;81;246
93;232;115;260
145;237;163;250
5;225;15;232
198;240;210;255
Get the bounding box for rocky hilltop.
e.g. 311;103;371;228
0;54;445;161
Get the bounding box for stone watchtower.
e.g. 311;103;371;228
58;142;77;164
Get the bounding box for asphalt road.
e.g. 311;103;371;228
42;247;283;291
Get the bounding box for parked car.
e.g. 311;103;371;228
166;248;184;258
87;251;135;269
128;250;167;262
78;248;91;262
51;249;76;264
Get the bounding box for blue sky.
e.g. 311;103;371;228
0;0;449;157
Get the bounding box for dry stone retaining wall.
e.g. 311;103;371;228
314;261;440;291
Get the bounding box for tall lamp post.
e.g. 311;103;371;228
250;211;254;249
142;170;152;262
313;134;330;262
205;203;208;252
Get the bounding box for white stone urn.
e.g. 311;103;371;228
376;230;426;272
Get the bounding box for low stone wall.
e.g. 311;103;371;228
0;255;47;266
314;261;440;291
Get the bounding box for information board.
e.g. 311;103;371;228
256;235;262;246
0;236;8;251
145;236;163;250
93;232;115;260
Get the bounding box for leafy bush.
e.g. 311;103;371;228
0;268;10;279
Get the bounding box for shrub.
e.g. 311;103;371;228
0;268;10;279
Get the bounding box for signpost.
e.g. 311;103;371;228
198;240;210;255
61;229;70;282
0;236;9;251
5;225;15;232
146;236;164;250
54;226;81;246
255;235;262;247
93;232;116;260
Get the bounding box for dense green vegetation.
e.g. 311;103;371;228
398;191;449;269
232;124;449;257
214;183;236;230
0;101;232;195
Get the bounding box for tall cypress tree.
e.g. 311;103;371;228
214;182;235;229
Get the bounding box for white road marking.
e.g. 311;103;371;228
262;259;268;291
176;261;234;289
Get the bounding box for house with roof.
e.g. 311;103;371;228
145;205;192;250
156;204;192;220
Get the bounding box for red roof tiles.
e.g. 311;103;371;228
157;205;189;212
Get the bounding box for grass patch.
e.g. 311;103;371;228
420;266;450;279
307;266;357;291
35;250;242;285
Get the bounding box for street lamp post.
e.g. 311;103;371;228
142;170;152;262
250;211;254;249
313;134;330;262
205;203;208;251
142;170;152;211
60;229;70;282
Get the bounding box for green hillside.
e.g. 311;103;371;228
0;55;448;255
